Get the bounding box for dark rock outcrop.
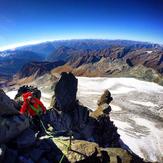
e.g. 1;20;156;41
15;128;36;148
97;89;113;106
91;90;119;147
47;73;120;147
0;89;19;115
54;72;78;112
126;58;134;67
0;115;29;144
0;89;29;143
0;90;29;143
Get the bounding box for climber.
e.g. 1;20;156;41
20;91;46;116
20;91;46;132
14;85;42;110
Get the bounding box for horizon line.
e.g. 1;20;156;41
0;38;162;51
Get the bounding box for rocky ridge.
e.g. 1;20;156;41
0;72;150;162
17;61;65;79
48;46;163;75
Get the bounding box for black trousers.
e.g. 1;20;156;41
31;115;42;132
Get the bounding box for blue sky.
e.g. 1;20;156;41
0;0;163;50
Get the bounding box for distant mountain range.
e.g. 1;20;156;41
47;45;163;73
1;39;161;56
49;46;163;85
18;61;65;78
0;39;163;86
0;50;44;76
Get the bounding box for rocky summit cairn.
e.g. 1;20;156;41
90;89;119;147
97;89;113;106
0;73;147;163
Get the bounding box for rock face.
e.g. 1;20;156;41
18;61;65;78
47;73;120;147
0;115;29;143
47;72;92;139
46;72;147;162
0;89;19;115
91;90;119;147
97;89;113;106
47;45;163;87
15;128;36;148
53;138;134;163
54;72;78;112
0;89;29;143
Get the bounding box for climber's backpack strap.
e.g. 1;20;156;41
29;104;42;115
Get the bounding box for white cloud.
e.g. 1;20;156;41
0;39;51;51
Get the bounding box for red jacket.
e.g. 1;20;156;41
20;92;46;117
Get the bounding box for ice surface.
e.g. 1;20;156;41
129;100;159;107
110;104;122;111
6;90;17;99
146;51;153;54
77;77;163;162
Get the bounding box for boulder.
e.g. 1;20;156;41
29;148;44;162
39;158;49;163
36;138;68;163
97;89;113;106
3;147;18;163
97;90;113;105
47;73;91;139
65;140;99;162
0;89;19;115
47;103;90;138
18;156;34;163
15;128;36;148
52;137;138;163
91;103;111;118
54;72;78;112
0;114;29;143
94;115;120;147
36;139;51;152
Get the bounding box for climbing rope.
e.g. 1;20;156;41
26;98;72;163
21;94;71;163
39;119;72;163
